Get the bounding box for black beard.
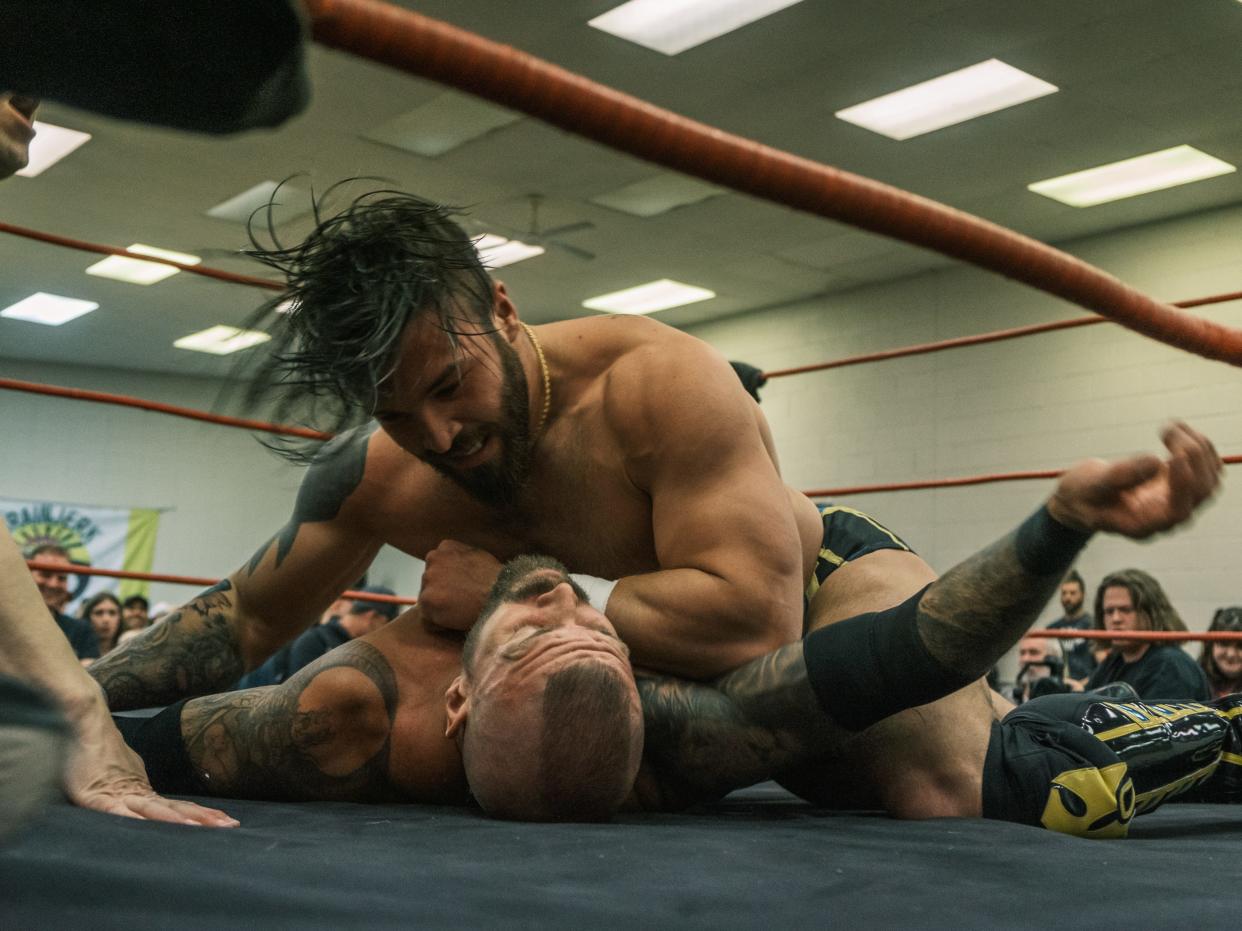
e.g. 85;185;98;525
426;340;534;511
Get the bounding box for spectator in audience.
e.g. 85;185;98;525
120;595;151;632
1046;569;1097;688
1086;569;1210;701
1199;607;1242;700
234;586;400;688
1012;634;1069;703
24;543;99;662
83;592;124;656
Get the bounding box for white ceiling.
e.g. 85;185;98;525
3;0;1242;380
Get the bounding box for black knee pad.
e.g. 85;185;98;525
801;584;973;731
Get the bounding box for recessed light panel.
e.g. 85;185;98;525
835;60;1058;141
590;173;725;217
476;234;546;268
17;122;92;177
174;325;271;355
1;292;99;326
589;0;805;56
583;279;715;314
1028;145;1236;207
206;181;312;226
86;244;202;285
364;91;522;157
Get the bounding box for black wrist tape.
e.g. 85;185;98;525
801;584;974;732
111;700;203;795
1013;505;1093;576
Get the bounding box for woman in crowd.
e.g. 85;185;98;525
1199;607;1242;699
82;592;124;656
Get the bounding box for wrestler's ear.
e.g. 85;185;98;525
444;675;471;738
490;281;521;342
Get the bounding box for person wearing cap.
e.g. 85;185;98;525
234;586;400;689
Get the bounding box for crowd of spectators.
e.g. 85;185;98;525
20;542;1240;707
1010;567;1237;704
22;543;155;663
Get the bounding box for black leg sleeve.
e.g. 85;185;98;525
801;584;975;732
112;700;204;795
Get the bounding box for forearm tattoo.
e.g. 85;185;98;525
638;642;841;809
180;640;400;802
916;530;1065;679
90;581;243;710
245;422;376;575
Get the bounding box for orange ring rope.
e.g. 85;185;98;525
805;455;1242;499
3;215;1238;382
1029;628;1242;643
764;290;1242;379
0;377;331;441
5;375;1239;496
26;559;417;606
305;0;1242;365
0;221;284;291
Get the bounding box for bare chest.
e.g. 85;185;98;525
375;428;659;577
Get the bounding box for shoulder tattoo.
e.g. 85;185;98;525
245;422;379;574
181;639;401;802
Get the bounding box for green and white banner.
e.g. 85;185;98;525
2;497;160;610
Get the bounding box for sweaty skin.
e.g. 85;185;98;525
147;424;1220;817
93;307;824;710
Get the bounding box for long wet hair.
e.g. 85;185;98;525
1093;568;1187;633
239;185;497;463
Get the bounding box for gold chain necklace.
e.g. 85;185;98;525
520;322;551;437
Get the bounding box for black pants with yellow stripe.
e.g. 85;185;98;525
982;692;1242;838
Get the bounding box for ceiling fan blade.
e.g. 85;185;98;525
550;240;595;261
539;220;594;238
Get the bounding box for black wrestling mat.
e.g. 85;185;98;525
3;786;1239;929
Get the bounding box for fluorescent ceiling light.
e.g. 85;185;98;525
206;180;311;226
364;91;522;157
86;244;202;285
16;121;92;177
174;325;271;355
591;173;725;217
835;59;1058;141
589;0;805;56
1;292;99;326
1028;145;1236;208
583;279;715;314
475;234;546;268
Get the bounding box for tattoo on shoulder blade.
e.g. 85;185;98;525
179;639;401;802
245;422;378;575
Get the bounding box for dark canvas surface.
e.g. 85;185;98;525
3;785;1238;929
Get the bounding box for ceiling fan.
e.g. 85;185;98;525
486;194;596;261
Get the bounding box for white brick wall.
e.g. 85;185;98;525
688;204;1242;679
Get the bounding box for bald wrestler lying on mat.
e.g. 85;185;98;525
104;424;1237;834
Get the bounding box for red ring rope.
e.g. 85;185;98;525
0;221;284;291
26;559;416;606
1029;628;1242;643
806;455;1242;499
0;377;331;441
765;291;1242;379
305;0;1242;365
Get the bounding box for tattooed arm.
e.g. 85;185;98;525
92;425;383;710
636;424;1223;808
635;642;843;810
176;640;400;801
